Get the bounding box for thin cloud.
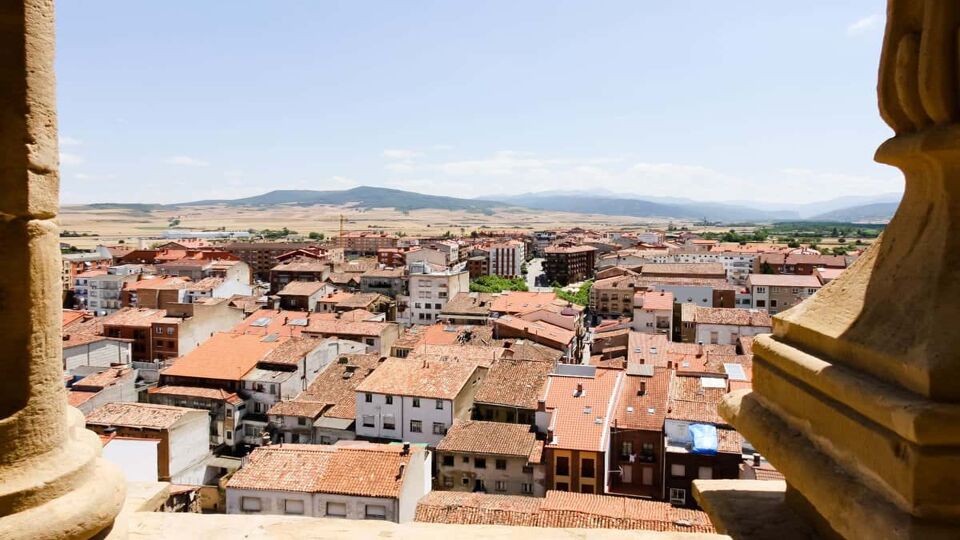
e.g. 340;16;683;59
847;14;881;36
383;149;420;160
60;136;82;146
60;152;84;165
166;155;210;167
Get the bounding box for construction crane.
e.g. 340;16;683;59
338;214;345;247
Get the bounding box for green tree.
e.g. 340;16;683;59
554;280;593;307
469;275;529;293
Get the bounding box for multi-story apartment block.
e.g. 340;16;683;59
746;274;822;315
269;257;330;294
607;366;671;499
149;298;246;361
62;247;113;290
488;240;525;278
337;232;398;256
359;268;407;298
435;420;545;496
537;365;623;495
399;267;469;326
84;272;140;315
222;242;328;280
354;356;488;446
590;275;640;319
543;244;597;286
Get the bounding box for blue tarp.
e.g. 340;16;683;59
689;423;718;455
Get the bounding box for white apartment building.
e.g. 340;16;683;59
399;266;469;325
85;273;138;315
488;241;525;277
354;357;487;446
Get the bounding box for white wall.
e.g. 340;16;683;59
695;323;771;346
649;284;714;307
168;412;211;483
63;339;131;374
354;393;453;445
102;438;159;482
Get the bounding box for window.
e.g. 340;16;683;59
556;482;569;492
670;464;686;477
461;477;470;486
495;481;507;492
756;299;766;308
415;303;421;309
284;499;304;515
475;457;487;469
495;459;507;470
365;505;387;520
443;475;454;488
521;483;533;494
385;395;393;405
326;502;347;517
362;415;375;428
756;287;766;293
641;442;654;455
709;331;719;345
581;458;595;478
432;422;446;435
410;420;422;433
365;393;372;403
412;398;420;408
365;338;375;346
670;488;686;506
435;400;443;410
556;456;570;476
154;327;162;335
297;417;307;426
442;454;454;467
698;466;713;479
383;414;396;430
621;441;633;458
770;300;779;308
241;496;261;512
462;456;469;464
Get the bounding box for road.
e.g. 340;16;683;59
524;257;553;292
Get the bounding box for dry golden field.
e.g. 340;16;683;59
58;203;674;249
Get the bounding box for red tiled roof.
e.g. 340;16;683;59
226;443;418;498
355;356;479;400
614;368;671;431
160;333;288;382
543;369;622;452
634;290;674;311
474;358;553;410
415;490;714;533
436;420;539;459
667;375;728;425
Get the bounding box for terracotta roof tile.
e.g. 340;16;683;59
474;358;553;410
356;356;480;400
614;368;672;430
415;490;714;533
86;402;201;430
226;443;418;497
277;281;327;296
436;420;539;459
160;332;288;382
543;369;622;452
280;353;384;419
667;375;728;425
688;305;772;327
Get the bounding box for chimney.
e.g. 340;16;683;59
639;381;647;396
402;442;411;455
283;316;288;325
667;360;673;370
753;453;761;467
697;341;704;358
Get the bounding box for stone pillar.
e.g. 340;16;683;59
0;1;125;538
720;1;960;538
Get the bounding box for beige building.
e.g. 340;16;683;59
436;420;545;496
745;274;822;315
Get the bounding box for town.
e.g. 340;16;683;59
58;225;858;530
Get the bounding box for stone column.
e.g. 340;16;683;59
720;1;960;538
0;1;125;538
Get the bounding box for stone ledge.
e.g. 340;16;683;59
720;389;960;539
692;479;818;540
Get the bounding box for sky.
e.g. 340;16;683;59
55;0;899;205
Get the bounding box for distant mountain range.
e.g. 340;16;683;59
178;186;502;213
74;185;903;223
808;202;900;222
